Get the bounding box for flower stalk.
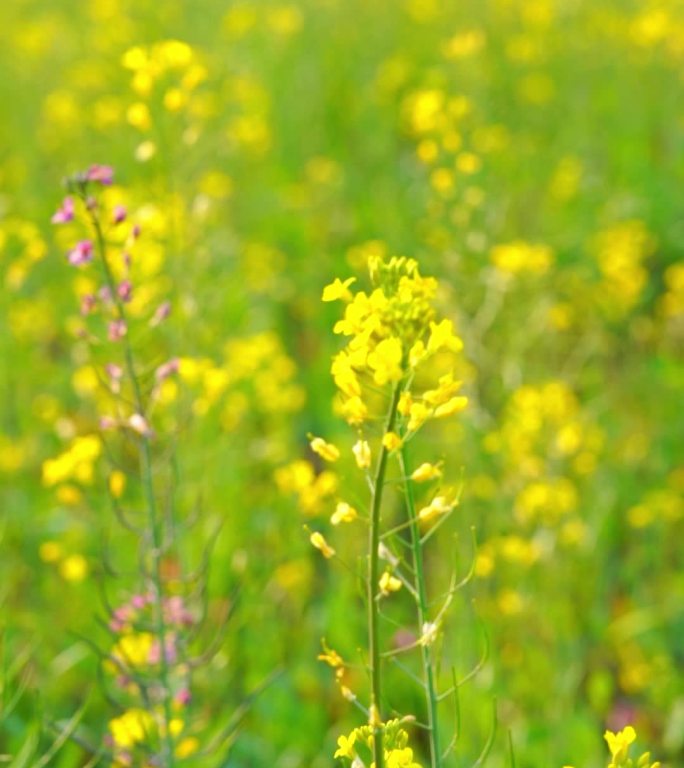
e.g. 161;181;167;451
400;440;441;768
83;199;176;767
368;381;402;768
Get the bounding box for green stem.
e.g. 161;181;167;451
368;382;402;768
399;441;441;768
88;202;176;767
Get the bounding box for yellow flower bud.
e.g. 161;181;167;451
382;432;402;451
352;439;371;469
310;437;340;462
331;501;358;525
310;531;335;558
411;462;442;482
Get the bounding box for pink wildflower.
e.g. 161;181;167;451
117;280;133;302
98;285;113;304
51;196;74;224
108;319;127;341
112;204;127;224
106;363;123;393
155;358;179;382
148;635;177;665
67;240;94;266
175;688;192;707
80;294;97;315
150;300;171;327
164;596;194;627
86;164;114;185
130;594;148;609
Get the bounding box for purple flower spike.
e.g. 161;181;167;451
112;204;127;224
51;196;74;224
86;164;114;185
67;240;94;266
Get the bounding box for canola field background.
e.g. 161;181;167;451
1;0;683;765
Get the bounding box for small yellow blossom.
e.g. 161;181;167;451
109;470;126;499
418;496;453;523
367;337;404;385
310;437;340;462
334;732;357;759
427;319;462;354
112;632;155;668
310;531;336;558
407;402;431;432
379;570;402;595
409;340;427;368
352;439;371;469
59;554;88;582
398;390;413;415
331;501;358;525
322;277;356;302
109;709;154;749
411;462;442;482
339;395;368;425
604;726;636;762
318;639;344;669
434;396;468;418
331;352;362;397
382;432;402;451
175;737;199;758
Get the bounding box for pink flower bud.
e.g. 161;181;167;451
67;240;93;266
150;300;171;327
51;196;74;224
106;363;123;380
108;319;127;341
117;280;133;302
175;688;192;707
80;294;97;315
86;164;114;185
155;358;179;382
112;204;127;224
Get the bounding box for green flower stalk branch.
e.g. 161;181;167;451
399;441;441;768
368;381;402;768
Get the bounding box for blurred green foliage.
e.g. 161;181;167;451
1;0;683;765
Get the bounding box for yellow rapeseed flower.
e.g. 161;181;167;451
310;531;335;558
331;501;358;525
310;437;340;462
604;726;636;762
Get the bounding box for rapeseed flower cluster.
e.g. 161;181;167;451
334;719;422;768
324;255;466;431
565;726;660;768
